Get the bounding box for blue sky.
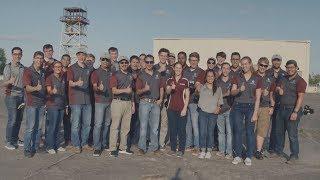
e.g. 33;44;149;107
1;0;319;73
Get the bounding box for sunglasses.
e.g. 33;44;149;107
120;61;129;65
145;61;154;64
207;61;215;65
259;64;268;68
101;59;110;62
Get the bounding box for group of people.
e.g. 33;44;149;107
3;44;307;166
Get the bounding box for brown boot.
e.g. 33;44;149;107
67;146;81;154
82;145;94;152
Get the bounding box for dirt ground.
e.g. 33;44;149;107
0;94;319;180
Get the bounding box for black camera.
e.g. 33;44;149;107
303;105;314;115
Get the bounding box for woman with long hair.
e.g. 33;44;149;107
197;69;223;159
230;56;262;166
166;62;190;157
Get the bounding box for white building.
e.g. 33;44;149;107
153;38;311;91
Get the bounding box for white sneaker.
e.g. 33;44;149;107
47;149;56;154
198;152;206;159
5;143;16;150
216;151;225;157
225;154;233;160
244;158;252;166
57;147;66;152
205;152;212;159
232;157;242;165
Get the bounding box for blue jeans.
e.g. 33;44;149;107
138;101;160;152
5;96;24;145
24;106;45;153
70;104;92;148
46;108;64;150
167;109;187;152
269;105;280;152
198;109;218;150
186;103;199;148
232;102;255;158
274;106;302;158
93;103;111;150
217;110;232;155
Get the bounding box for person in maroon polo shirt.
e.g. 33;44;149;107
45;61;67;154
60;54;71;146
91;55;113;157
274;60;307;164
22;51;46;158
43;44;58;78
166;62;190;157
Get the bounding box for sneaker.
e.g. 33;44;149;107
24;151;33;158
167;150;176;156
153;150;161;155
93;149;102;157
82;145;94;151
255;151;263;160
205;151;212;159
137;149;145;156
119;149;133;155
5;143;16;150
47;149;56;154
244;158;252;166
57;147;66;152
225;154;233;160
286;156;299;165
185;147;193;152
191;148;200;156
110;150;118;157
198;151;206;159
18;140;24;147
68;146;81;154
216;151;225;157
176;151;184;157
232;157;242;165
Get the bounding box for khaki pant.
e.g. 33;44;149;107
110;99;132;151
256;107;271;138
159;106;169;147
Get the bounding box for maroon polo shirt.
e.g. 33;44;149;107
91;67;113;103
231;73;262;104
67;62;92;105
278;74;307;106
136;70;165;100
44;59;58;78
229;67;242;79
109;70;134;100
23;65;46;107
166;77;189;112
45;74;66;109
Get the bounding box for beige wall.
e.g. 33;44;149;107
153;38;310;90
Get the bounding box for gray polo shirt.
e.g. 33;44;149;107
154;63;173;81
3;62;25;97
183;66;205;103
136;70;163;100
45;74;66;109
279;74;307;106
67;63;93;105
258;74;274;107
90;67;112;103
216;77;232;113
198;85;223;113
232;74;262;104
109;70;133;100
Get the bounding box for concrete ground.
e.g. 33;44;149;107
0;94;320;180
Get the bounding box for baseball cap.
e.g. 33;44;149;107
100;53;111;60
169;53;175;58
118;56;129;62
76;51;87;55
272;54;282;61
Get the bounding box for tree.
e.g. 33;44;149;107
309;73;320;86
0;48;7;75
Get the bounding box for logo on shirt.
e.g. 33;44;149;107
249;79;256;86
155;74;159;79
266;78;271;83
